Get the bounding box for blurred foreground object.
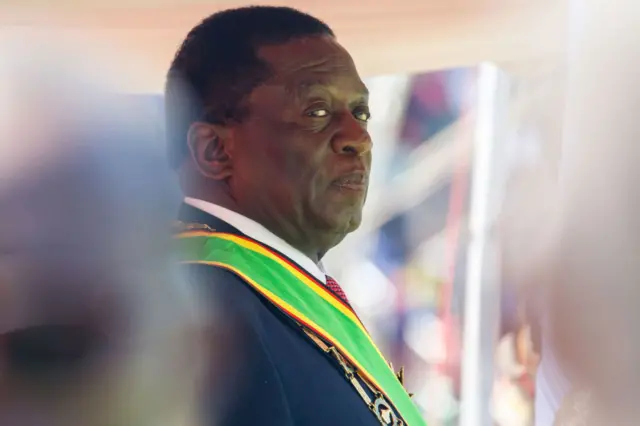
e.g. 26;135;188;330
491;325;538;426
550;0;640;424
0;39;208;426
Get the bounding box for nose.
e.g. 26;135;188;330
331;113;372;156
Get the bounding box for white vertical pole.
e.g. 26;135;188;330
459;62;501;426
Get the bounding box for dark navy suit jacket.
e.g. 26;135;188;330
179;203;383;426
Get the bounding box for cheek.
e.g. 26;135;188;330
280;149;326;189
236;118;331;197
245;135;325;183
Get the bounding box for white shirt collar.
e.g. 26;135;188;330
184;197;327;285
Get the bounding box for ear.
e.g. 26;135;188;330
186;122;234;180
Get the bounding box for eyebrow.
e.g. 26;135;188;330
288;80;369;100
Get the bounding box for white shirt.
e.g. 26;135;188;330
184;197;327;285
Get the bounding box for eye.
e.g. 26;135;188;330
306;109;330;118
354;107;371;122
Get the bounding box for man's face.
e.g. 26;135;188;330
229;36;372;250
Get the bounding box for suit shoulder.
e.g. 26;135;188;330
182;264;295;425
182;262;273;321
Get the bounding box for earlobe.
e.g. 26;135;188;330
187;122;233;180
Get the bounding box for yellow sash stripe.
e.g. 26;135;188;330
176;230;390;374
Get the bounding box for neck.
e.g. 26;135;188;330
188;186;326;263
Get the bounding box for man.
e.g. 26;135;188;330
0;45;208;426
166;6;425;426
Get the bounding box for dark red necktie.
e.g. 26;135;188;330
325;275;350;305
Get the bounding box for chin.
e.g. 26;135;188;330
345;215;363;233
328;211;363;237
313;203;364;240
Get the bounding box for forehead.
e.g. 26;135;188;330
257;36;368;96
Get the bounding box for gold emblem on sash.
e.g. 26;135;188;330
173;221;216;234
395;367;414;398
304;328;407;425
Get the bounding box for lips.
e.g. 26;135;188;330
331;172;368;191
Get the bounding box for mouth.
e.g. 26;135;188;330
331;172;368;192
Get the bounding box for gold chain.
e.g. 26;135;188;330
303;328;406;426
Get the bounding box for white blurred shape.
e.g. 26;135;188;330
404;313;446;364
460;62;500;426
0;30;118;185
414;371;459;422
342;260;396;314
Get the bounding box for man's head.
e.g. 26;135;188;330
166;6;372;260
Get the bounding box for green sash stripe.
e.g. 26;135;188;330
177;232;426;426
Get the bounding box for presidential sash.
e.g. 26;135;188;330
176;229;426;426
